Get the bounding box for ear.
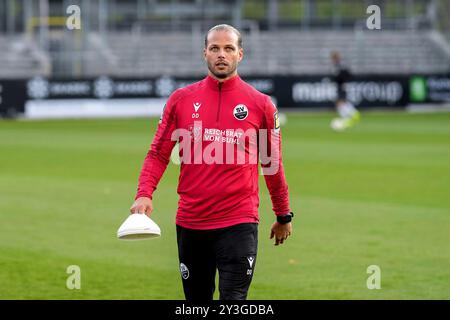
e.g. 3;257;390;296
203;47;207;61
238;47;244;62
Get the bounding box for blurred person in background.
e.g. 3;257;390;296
330;51;360;130
129;24;293;301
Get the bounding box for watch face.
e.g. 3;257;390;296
277;215;292;223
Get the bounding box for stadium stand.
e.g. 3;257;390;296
0;35;50;78
1;29;448;78
97;29;449;77
0;0;449;78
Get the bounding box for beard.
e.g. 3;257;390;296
207;60;237;79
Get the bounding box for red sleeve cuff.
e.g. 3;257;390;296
135;193;153;201
275;211;291;216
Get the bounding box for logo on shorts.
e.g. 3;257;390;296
180;263;189;280
247;256;254;268
246;256;255;276
233;104;248;120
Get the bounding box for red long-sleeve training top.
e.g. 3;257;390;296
136;74;290;230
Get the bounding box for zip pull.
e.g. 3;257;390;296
216;82;223;123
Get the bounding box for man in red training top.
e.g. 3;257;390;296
130;24;293;300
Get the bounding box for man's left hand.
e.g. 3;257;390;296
270;222;292;246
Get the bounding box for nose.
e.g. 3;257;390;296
218;49;226;58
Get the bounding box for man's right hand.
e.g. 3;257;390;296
130;197;153;217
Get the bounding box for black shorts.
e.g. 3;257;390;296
176;223;258;301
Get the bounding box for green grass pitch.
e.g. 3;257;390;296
0;111;449;299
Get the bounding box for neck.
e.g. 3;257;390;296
208;71;238;83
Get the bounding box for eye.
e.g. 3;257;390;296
210;46;218;52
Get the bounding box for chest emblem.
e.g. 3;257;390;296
193;102;201;112
233;104;248;120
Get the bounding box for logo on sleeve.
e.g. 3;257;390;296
273;111;280;129
233;104;248;120
274;111;280;130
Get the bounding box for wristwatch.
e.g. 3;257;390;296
277;212;294;224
